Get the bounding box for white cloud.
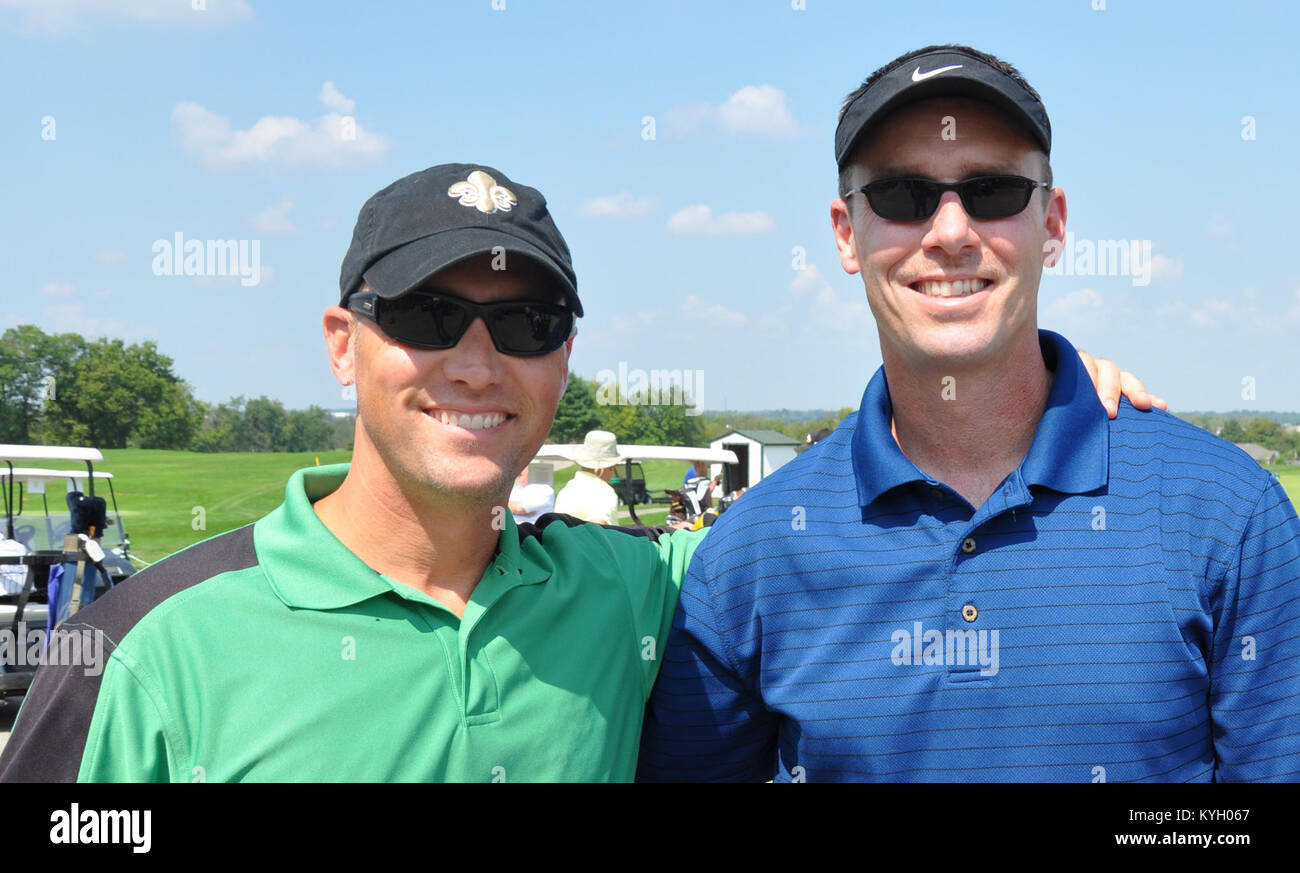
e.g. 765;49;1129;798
717;85;803;136
95;248;127;263
39;282;75;297
578;192;656;218
1153;287;1300;334
683;294;747;327
318;80;355;114
608;294;748;335
250;199;295;232
790;263;826;295
786;263;872;335
1;0;252;34
41;302;126;338
1044;287;1103;321
662;84;806;138
667;204;774;236
1150;254;1183;281
172;87;389;168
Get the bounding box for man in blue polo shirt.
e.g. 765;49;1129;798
638;44;1300;782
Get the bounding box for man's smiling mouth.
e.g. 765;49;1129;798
908;278;992;298
425;409;512;431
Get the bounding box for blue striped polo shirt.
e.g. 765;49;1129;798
638;330;1300;782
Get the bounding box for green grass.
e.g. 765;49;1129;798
97;449;351;561
17;450;1293;564
1266;464;1300;514
76;452;697;561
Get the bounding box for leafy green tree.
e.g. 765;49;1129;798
278;406;336;452
596;402;642;444
193;397;245;452
637;401;705;447
1243;417;1284;447
1220;419;1247;443
549;376;602;442
42;338;199;449
329;414;356;451
241;396;287;452
0;325;87;443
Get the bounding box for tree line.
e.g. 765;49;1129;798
548;375;854;447
3;323;863;453
1177;413;1300;461
0;325;352;452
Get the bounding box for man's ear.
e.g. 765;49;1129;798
1041;187;1068;268
559;335;574;396
323;305;357;386
831;197;862;276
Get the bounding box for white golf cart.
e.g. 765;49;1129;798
0;445;138;697
534;443;739;525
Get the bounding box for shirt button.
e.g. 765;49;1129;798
930;487;944;500
961;537;976;554
962;604;978;622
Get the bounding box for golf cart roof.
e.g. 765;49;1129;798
0;445;104;464
534;444;739;469
0;467;114;483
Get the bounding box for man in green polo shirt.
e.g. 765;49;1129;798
0;164;703;782
0;163;1154;782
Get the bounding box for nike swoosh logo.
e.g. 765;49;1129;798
912;64;963;82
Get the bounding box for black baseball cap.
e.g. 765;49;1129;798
835;46;1052;170
339;163;582;316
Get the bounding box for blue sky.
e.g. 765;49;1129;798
2;0;1297;413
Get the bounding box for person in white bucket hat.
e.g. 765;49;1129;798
554;430;625;525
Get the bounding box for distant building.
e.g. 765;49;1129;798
708;429;801;491
1235;442;1280;465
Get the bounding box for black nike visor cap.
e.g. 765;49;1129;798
835;46;1052;172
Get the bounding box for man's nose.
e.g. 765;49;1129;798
440;315;502;388
924;191;980;255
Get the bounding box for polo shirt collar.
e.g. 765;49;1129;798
256;463;550;611
851;329;1109;507
1018;329;1110;494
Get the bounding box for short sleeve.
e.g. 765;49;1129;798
1210;477;1300;781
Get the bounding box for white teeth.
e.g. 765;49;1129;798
914;279;990;297
432;410;505;430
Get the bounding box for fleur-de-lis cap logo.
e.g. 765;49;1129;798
447;169;518;214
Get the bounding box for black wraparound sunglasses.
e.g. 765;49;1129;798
347;290;575;356
843;175;1051;222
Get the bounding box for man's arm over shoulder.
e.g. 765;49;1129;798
602;523;708;697
637;534;777;782
1211;475;1300;781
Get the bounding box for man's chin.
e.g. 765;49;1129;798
895;325;1002;368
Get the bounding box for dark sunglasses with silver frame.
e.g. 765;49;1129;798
346;289;576;357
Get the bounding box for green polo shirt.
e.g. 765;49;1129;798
0;464;704;782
